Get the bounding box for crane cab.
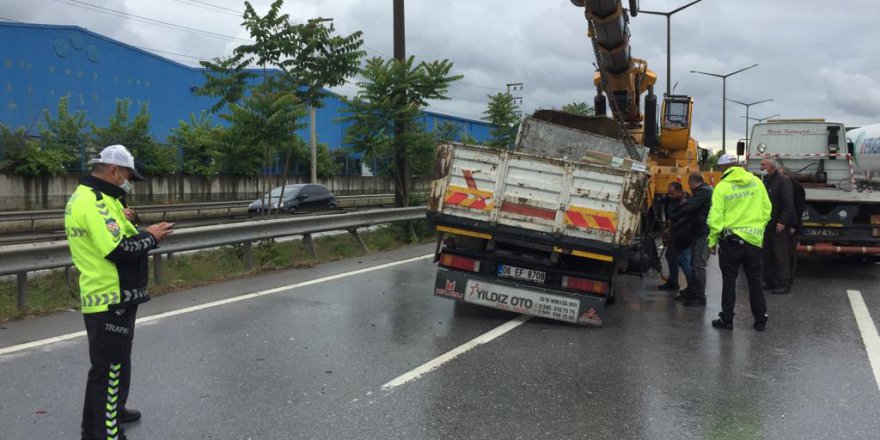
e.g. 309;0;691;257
659;95;693;151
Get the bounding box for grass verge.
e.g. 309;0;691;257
0;221;434;322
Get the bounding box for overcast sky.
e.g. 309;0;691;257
3;0;880;150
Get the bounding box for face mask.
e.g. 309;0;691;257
120;179;133;193
757;169;768;177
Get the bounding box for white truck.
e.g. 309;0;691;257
739;120;880;256
426;113;650;326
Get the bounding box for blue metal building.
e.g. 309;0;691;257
0;22;492;173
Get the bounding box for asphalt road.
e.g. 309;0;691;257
1;244;879;439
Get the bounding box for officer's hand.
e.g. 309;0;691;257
146;222;174;242
123;208;140;224
789;227;796;235
776;222;786;233
709;245;717;255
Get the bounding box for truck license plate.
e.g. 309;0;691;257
497;264;546;284
804;228;839;237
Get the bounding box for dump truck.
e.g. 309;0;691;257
427;114;650;326
741;120;880;256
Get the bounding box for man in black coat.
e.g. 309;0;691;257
760;158;795;294
670;173;713;306
781;167;806;287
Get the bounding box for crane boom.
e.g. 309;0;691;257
573;0;697;160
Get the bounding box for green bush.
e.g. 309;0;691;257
0;126;69;177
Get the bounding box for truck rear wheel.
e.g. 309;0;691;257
605;281;617;305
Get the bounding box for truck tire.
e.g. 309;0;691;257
606;281;617;305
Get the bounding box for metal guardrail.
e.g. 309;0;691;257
0;194;397;230
0;206;425;311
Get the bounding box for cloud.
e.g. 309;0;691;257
815;67;880;124
3;0;880;144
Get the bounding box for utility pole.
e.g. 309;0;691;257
393;0;405;60
507;82;523;117
393;0;408;207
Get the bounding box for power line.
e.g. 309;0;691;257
458;82;504;91
171;0;242;17
182;0;241;15
141;46;213;61
524;92;554;109
0;19;217;64
55;0;251;43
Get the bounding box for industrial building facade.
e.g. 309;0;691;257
0;22;492;175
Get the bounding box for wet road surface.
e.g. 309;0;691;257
1;244;879;439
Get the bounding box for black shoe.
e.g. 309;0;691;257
711;318;733;329
753;318;768;331
771;286;791;295
657;283;679;291
120;408;141;424
674;287;693;301
83;434;127;440
763;283;777;290
684;297;706;307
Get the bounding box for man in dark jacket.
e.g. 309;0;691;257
670;173;713;306
781;167;806;286
760;157;795;294
657;182;689;291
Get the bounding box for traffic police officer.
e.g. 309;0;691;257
707;153;771;331
65;144;174;440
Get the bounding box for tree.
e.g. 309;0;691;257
460;132;478;145
483;92;519;149
90;99;175;175
168;112;223;177
199;0;357;212
314;142;342;179
705;149;725;170
343;56;462;207
562;102;595;117
38;96;88;170
434;121;462;142
198;0;364;171
219;81;306;180
0;125;68;176
277;15;365;183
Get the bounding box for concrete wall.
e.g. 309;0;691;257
0;173;427;210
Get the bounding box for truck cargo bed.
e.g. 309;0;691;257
429;142;649;250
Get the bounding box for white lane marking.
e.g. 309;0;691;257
847;289;880;393
381;314;532;392
0;254;434;357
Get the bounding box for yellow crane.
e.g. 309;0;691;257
571;0;716;195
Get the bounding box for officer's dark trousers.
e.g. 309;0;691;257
788;229;800;286
763;226;791;288
718;239;766;322
81;306;137;440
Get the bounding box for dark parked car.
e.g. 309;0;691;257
247;184;337;214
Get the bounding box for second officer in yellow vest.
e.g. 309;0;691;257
707;153;772;331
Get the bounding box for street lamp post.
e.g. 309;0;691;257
741;113;780;123
690;64;759;152
307;17;334;183
639;0;704;97
727;98;772;142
